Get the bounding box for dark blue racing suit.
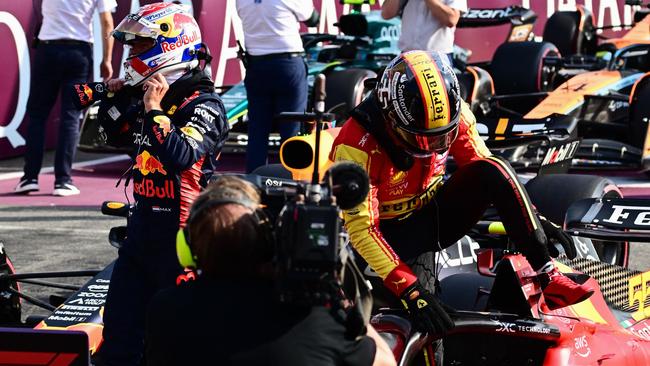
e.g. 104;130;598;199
95;69;229;365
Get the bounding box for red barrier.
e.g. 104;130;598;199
0;0;635;160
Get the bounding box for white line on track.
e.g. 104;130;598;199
0;224;110;234
0;155;130;181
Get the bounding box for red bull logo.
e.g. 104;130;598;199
74;83;94;108
134;178;175;199
133;151;167;176
160;30;199;53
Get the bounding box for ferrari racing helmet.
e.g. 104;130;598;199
376;50;462;156
112;2;202;86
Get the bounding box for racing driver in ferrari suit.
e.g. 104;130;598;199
330;50;594;337
93;3;228;365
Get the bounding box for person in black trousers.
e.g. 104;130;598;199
15;0;116;196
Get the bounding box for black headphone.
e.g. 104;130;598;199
176;195;275;269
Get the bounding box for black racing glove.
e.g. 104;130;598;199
539;215;577;260
400;283;454;335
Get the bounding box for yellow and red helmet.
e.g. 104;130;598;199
112;2;202;86
376;50;461;156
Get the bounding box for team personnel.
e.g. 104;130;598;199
236;0;319;173
381;0;466;61
330;51;594;337
15;0;116;196
94;3;228;365
146;175;396;366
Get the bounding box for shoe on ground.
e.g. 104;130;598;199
14;179;39;194
53;182;80;197
541;268;594;310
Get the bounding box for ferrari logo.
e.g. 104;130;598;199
416;299;428;309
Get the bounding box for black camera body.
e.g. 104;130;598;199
275;195;343;304
243;161;369;305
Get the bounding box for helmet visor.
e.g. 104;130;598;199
394;123;459;156
112;14;159;44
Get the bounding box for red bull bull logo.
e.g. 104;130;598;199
133;151;167;176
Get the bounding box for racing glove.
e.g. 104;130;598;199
539;215;577;260
400;283;454;335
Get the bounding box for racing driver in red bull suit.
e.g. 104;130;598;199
330;50;594;338
93;3;228;365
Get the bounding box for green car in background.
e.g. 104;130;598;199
220;1;400;153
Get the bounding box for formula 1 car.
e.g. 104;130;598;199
373;198;650;365
254;114;650;365
460;2;650;174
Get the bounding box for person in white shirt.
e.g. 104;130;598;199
14;0;116;196
381;0;467;62
236;0;319;173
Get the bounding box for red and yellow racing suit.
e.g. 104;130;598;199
330;102;543;296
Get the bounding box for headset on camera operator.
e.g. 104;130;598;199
145;175;396;366
88;3;229;365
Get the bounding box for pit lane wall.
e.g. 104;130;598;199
0;0;638;159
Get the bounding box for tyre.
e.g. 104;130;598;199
490;41;560;114
525;174;628;267
324;68;376;125
543;10;597;56
491;41;560;95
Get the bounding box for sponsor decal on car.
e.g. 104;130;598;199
574;335;592;358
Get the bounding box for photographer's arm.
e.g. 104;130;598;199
290;0;318;27
99;11;114;79
367;325;397;366
424;0;462;28
381;0;406;20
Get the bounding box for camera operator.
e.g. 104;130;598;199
93;3;229;365
145;175;396;366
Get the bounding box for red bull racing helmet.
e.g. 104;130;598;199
112;2;202;86
376;50;461;157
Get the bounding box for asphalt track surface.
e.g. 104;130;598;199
0;151;649;322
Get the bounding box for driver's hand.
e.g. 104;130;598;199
539;215;577;260
106;78;126;93
400;283;454;335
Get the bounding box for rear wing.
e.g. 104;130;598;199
566;198;650;242
476;114;579;174
477;114;577;141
